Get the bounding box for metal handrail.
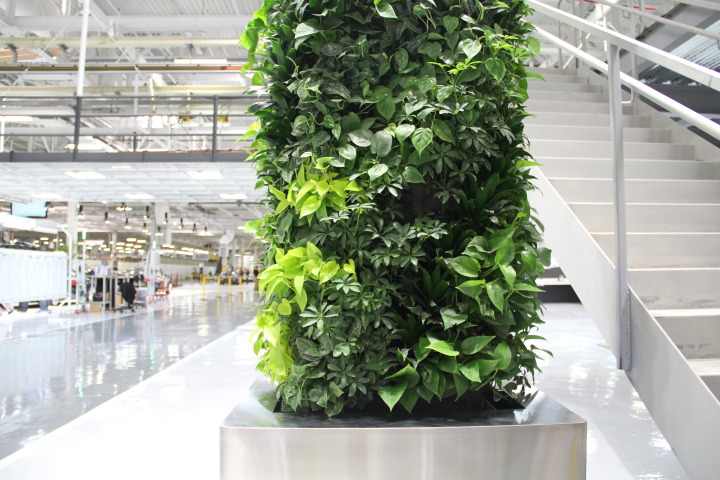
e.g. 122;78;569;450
534;27;720;141
528;0;720;91
591;0;720;42
673;0;720;11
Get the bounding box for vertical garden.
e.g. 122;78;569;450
242;0;550;416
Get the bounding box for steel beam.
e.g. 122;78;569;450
2;36;247;49
9;16;252;32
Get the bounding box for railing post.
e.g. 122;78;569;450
73;96;82;161
608;44;631;370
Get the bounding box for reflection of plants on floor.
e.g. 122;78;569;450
243;0;550;416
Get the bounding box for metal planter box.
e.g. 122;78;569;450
221;380;586;480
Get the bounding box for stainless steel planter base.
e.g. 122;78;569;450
220;379;586;480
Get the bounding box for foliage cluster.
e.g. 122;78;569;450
243;0;550;416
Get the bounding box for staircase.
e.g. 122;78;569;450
525;66;720;479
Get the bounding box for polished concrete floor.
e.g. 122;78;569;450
0;285;687;479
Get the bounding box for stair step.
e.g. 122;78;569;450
526;100;634;114
526;73;587;83
529;139;694;160
539;158;720;180
593;232;720;268
653;311;720;359
631;268;720;310
570;203;720;233
549;178;720;203
529;91;610;103
686;358;720;400
526;112;651;128
526;82;602;93
526;125;671;143
526;67;579;75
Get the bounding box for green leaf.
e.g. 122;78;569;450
278;299;292;316
520;250;537;273
393;48;408;72
456;279;485;298
494;342;512;370
426;340;460;356
454;374;469;399
318;260;340;284
399;390;419;413
243;220;261;233
395;124;415;143
378;381;407;411
402;166;424;184
239;27;258;50
296;288;308;311
461;336;495;355
375;2;397;19
321;43;343;56
440;308;468;330
486;282;505;312
368;163;389;181
447;256;481;277
537;247;552;267
443;16;459;32
499;264;516;286
514;283;544;292
299;195;321;217
459;39;482;59
459;359;498;382
516;160;543;168
371;130;393;157
432;118;455;143
485;58;506;83
339;144;357;161
527;36;541;56
436;85;453;102
349;129;373;147
295;22;320;39
411;128;433;154
377;97;395;122
387;364;420;388
418;76;437;94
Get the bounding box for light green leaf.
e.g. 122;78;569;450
447;256;481;277
440;308;468;330
299;195;321;217
499;264;516;286
375;1;397;19
368;163;389;181
387;364;420;388
494;342;512;370
516;160;543;168
461;336;495;355
243;220;261;233
486;282;505;312
514;283;544;292
460;39;482;59
371;130;393;157
402;166;424;184
293;275;304;294
395;124;415;143
349;129;373;147
377;97;395;122
432;118;454;143
411;128;433;154
295;22;320;39
527;36;541;56
426;340;460;356
296;288;308;311
485;58;506;83
457;279;485;298
318;260;340;284
278;299;292;316
379;381;407;411
459;359;498;382
339;144;356;161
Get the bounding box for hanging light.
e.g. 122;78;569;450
144;206;150;219
124;218;131;229
78;205;84;218
155;226;163;236
179;218;184;229
142;222;149;233
104;211;110;224
193;223;197;233
163;212;168;225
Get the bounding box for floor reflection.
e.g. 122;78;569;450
0;291;255;460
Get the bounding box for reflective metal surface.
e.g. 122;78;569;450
221;380;587;480
0;289;254;460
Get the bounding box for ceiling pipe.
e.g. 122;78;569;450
76;0;91;96
0;64;247;73
2;36;247;49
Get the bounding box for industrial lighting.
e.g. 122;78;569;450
126;193;154;200
104;211;110;224
116;203;133;211
126;238;137;242
137;239;147;244
173;58;229;65
218;193;248;200
78;206;84;218
155;227;163;236
65;143;106;151
179;218;184;229
144;206;150;219
124;218;131;229
163;212;168;225
186;170;224;180
142;222;149;233
193;223;197;233
0;115;33;122
45;202;54;212
65;171;106;180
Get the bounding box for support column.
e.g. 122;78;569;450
76;0;92;97
608;44;630;370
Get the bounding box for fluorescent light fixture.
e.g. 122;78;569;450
218;193;248;200
126;193;155;200
0;115;33;122
65;171;106;180
32;193;63;200
173;58;229;65
137;239;147;244
126;238;137;242
65;143;107;151
112;165;133;170
187;170;224;180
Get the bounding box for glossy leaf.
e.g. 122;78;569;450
378;381;407;411
426;340;460;356
486;282;505;312
440;308;468;330
457;279;486;298
402;166;425;184
461;336;495;355
447;256;481;277
485;58;506;83
411;128;433;154
395;124;415;143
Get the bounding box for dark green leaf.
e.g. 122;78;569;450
461;336;495;355
485;58;506;83
447;256;481;277
349;129;373;147
432;118;455;143
402;166;425;184
321;43;343;56
494;342;512;370
440;308;468;330
486;282;505;312
457;279;485;298
387;364;420;388
411;128;433;154
375;2;397;19
378;381;407;411
371;131;393;157
443;16;459;32
499;264;516;286
393;48;408;72
377;97;395;122
426;340;460;356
